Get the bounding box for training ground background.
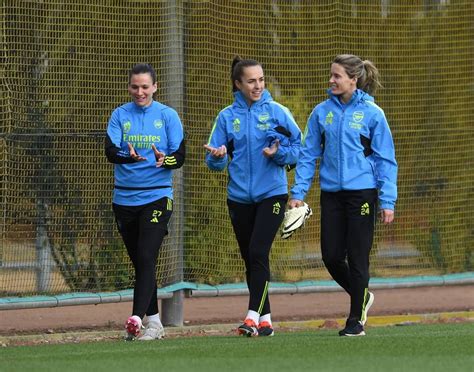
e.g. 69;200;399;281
0;285;472;344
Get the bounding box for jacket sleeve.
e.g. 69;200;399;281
370;111;398;210
104;109;135;164
205;114;228;171
290;107;322;201
162;108;185;170
270;105;302;167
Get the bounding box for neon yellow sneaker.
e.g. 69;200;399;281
361;292;374;325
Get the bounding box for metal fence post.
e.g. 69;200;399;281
161;0;185;327
36;200;52;292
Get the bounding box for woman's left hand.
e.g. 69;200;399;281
151;144;165;167
380;209;394;225
263;139;279;158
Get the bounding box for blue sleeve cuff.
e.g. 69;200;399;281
379;201;395;211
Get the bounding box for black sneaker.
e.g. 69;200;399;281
257;322;274;337
237;319;258;337
338;322;366;337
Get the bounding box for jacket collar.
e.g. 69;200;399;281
233;89;272;109
327;88;374;108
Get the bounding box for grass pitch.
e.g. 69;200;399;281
1;322;473;372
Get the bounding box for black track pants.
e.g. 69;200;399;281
113;197;172;318
227;195;287;316
320;189;377;323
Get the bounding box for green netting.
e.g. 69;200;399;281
0;0;472;297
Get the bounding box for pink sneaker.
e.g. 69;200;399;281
124;315;142;340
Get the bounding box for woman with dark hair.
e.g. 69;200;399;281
105;63;185;341
204;56;301;337
290;54;398;336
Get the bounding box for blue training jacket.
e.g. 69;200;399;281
105;100;185;206
206;89;302;204
291;89;398;210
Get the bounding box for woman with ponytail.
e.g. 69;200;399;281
290;54;398;336
204;56;301;337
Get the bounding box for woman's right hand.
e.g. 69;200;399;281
128;143;146;162
203;144;227;158
288;198;304;209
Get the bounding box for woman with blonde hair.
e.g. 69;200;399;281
290;54;397;336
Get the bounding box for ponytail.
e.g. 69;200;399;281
360;60;382;95
333;54;382;95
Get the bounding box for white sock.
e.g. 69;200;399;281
245;310;260;325
259;313;272;326
146;313;162;325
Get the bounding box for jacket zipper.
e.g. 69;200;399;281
338;106;345;189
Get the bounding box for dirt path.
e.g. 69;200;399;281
1;285;472;336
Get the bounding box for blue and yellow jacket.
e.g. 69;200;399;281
291;89;397;210
206;89;301;203
105;100;185;206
